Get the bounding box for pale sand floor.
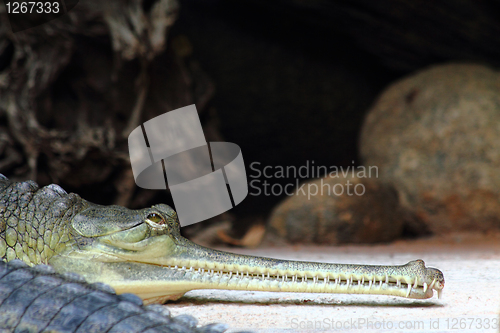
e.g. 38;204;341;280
166;232;500;332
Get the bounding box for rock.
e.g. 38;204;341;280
268;175;402;244
360;63;500;234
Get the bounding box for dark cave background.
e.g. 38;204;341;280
170;0;500;226
1;0;500;238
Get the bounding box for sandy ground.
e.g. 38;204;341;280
166;232;500;332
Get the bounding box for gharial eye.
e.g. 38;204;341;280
146;213;164;224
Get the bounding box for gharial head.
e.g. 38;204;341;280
69;203;183;257
53;202;202;278
52;201;446;304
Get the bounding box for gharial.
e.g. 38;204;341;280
0;175;445;332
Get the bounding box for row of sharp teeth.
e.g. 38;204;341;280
164;265;439;297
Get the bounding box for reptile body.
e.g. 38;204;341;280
0;176;445;330
0;259;227;332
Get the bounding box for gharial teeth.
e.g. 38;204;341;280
429;278;436;290
406;283;412;297
169;268;440;297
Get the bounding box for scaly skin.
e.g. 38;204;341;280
0;259;228;333
0;176;445;304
